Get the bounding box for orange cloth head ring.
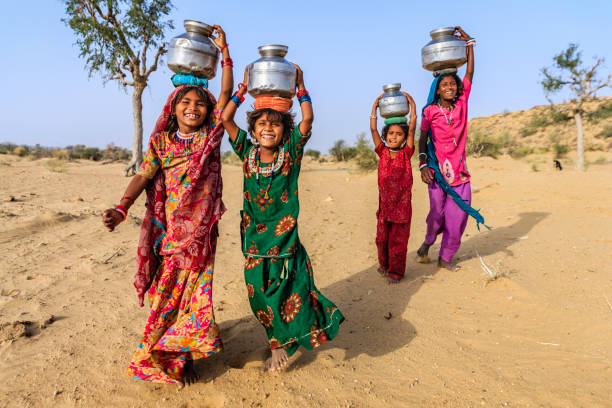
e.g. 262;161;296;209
253;94;293;112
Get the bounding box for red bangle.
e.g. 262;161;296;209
221;43;228;52
233;91;245;103
297;89;309;98
238;82;247;92
221;58;233;67
114;205;127;220
121;195;134;204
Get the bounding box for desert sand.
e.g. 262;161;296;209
1;152;611;407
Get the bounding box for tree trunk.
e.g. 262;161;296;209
125;82;146;176
574;111;585;171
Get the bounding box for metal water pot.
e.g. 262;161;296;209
421;27;466;73
247;45;297;98
379;83;409;118
167;20;219;79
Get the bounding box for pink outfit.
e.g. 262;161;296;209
420;77;472;186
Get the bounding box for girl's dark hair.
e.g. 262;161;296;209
165;86;214;134
381;123;409;142
247;108;295;142
434;73;463;105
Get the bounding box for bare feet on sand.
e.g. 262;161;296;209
438;257;461;271
265;348;289;372
416;242;431;264
377;266;387;277
179;359;200;388
387;276;401;284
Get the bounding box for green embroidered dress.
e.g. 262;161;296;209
230;124;344;355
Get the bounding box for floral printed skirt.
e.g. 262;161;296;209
127;250;222;383
244;244;344;356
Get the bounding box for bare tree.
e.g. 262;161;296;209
541;43;612;171
63;0;173;175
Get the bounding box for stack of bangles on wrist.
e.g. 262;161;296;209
465;37;476;46
231;91;245;107
221;57;233;68
114;204;128;220
418;153;428;170
297;89;311;104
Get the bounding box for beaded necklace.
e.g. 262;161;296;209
248;146;285;199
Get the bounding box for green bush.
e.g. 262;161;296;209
353;133;378;171
329;140;357;162
553;143;569;159
549;109;572;122
0;143;16;154
305;149;321;159
509;145;533;159
598;125;612;139
589;102;612;120
467;132;502;158
520;112;550;137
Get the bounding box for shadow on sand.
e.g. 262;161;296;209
200;211;548;376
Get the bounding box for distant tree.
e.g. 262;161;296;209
541;43;612;171
63;0;173;175
329;140;348;162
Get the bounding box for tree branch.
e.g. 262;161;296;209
144;44;166;79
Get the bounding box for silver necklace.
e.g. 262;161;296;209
176;129;200;138
437;103;455;126
248;145;285;177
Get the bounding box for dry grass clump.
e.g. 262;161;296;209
45;159;68;173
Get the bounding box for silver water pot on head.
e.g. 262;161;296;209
379;83;409;118
247;45;297;99
421;27;467;74
167;20;219;79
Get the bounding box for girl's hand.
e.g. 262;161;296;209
292;63;305;90
401;91;417;115
102;209;124;232
420;168;434;184
211;25;227;49
372;93;383;112
454;26;470;41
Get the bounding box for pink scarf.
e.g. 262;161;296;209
133;86;226;306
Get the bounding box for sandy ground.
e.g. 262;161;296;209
0;152;611;408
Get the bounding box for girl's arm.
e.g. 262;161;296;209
221;66;248;143
212;25;233;107
403;92;417;150
102;174;149;231
418;115;433;184
455;26;474;83
369;94;384;148
294;64;313;135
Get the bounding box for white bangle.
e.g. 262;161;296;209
370;115;377;120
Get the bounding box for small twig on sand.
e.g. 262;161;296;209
604;295;612;312
103;250;122;264
404;275;434;286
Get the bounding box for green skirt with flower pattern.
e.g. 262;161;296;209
243;243;344;355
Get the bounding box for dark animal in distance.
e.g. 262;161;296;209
554;160;563;171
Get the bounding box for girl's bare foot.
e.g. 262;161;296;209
180;359;200;387
265;348;289;372
416;242;431;263
377;266;387;277
438;257;461;271
387;276;401;284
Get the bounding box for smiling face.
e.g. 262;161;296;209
385;124;407;149
173;89;208;133
253;112;285;150
436;75;458;105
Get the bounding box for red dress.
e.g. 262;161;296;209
375;144;414;280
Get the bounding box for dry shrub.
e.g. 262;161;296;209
45;159;68;173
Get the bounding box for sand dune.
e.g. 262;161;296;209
0;153;611;407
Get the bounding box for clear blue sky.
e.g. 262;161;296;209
1;0;611;153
